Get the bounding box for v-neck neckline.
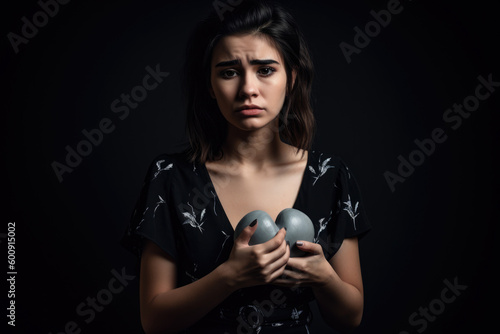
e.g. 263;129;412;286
200;150;311;233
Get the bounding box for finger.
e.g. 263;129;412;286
267;256;291;283
295;240;324;255
259;227;287;252
258;241;290;283
272;277;302;287
285;257;301;269
282;268;306;281
273;267;314;287
262;237;290;272
235;219;258;246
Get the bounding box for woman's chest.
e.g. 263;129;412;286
210;169;305;229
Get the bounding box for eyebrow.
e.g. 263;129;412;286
214;59;280;67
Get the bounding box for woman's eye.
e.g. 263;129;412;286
219;67;276;79
220;69;238;79
258;67;276;76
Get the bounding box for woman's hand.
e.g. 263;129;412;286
222;220;290;290
275;238;365;331
272;240;334;288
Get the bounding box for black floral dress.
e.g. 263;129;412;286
121;149;370;333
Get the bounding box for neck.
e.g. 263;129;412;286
221;120;287;167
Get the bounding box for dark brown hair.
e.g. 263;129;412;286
183;0;315;163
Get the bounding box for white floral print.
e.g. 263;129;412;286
135;207;149;230
291;307;303;321
181;202;206;233
314;210;332;243
343;194;359;230
215;230;231;263
153;195;166;218
151;160;173;181
308;153;335;185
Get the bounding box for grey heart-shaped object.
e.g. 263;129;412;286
233;208;315;257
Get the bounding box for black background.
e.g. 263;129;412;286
2;0;498;333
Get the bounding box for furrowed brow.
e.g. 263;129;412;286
214;59;280;67
249;59;280;65
215;59;240;67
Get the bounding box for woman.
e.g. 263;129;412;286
122;1;370;333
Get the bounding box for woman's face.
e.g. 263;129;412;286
209;34;293;133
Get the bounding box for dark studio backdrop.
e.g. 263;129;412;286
2;0;498;333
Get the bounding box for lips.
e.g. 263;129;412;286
236;104;264;115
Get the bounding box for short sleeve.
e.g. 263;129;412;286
321;158;371;260
336;159;371;239
120;155;178;260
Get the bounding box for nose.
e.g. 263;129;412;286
239;72;259;98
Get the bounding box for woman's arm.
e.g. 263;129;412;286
273;237;364;332
312;238;364;332
139;223;290;334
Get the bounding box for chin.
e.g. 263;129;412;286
231;118;277;132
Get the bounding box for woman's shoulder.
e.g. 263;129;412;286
307;149;356;181
148;149;192;168
144;148;198;181
308;149;345;169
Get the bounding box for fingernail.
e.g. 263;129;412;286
284;227;287;232
296;241;304;246
286;241;290;247
249;219;257;227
